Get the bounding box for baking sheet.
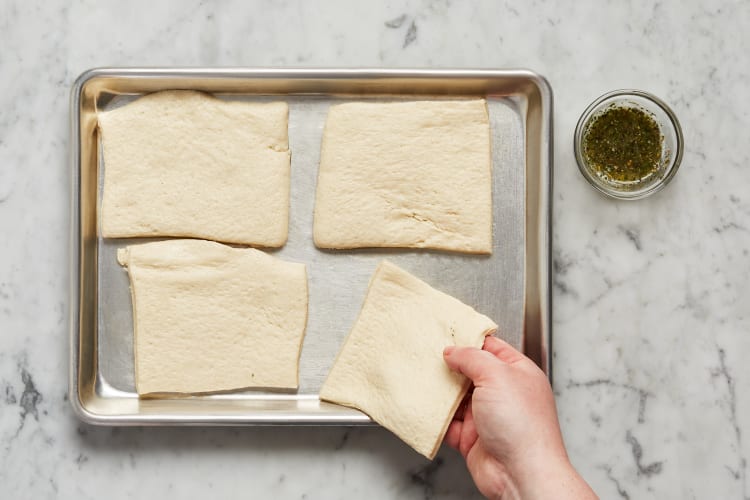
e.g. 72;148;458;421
70;69;552;424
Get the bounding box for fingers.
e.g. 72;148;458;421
444;419;462;451
482;336;527;365
453;392;471;421
443;345;503;384
444;400;478;459
459;400;478;458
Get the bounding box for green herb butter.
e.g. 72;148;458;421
582;105;663;183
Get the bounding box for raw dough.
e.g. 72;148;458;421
99;90;290;246
313;100;492;254
118;239;308;395
319;261;497;459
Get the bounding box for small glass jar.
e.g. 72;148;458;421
574;90;684;200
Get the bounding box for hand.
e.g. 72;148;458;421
443;337;597;500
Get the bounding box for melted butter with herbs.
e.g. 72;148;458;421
583;106;663;183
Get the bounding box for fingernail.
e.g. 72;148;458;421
443;346;455;356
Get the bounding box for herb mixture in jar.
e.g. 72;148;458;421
582;105;663;183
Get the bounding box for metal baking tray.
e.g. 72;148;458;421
69;68;552;425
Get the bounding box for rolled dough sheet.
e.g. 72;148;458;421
99;90;290;247
117;239;308;395
319;260;497;459
313;100;492;254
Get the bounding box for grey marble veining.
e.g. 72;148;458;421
2;0;749;498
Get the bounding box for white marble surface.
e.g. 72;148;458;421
1;0;749;498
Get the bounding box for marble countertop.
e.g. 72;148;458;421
2;0;748;498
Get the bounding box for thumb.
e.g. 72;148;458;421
443;345;504;385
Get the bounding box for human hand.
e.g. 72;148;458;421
443;337;597;500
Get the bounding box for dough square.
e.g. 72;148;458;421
99;90;290;247
319;261;497;459
117;239;308;395
313;100;492;253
